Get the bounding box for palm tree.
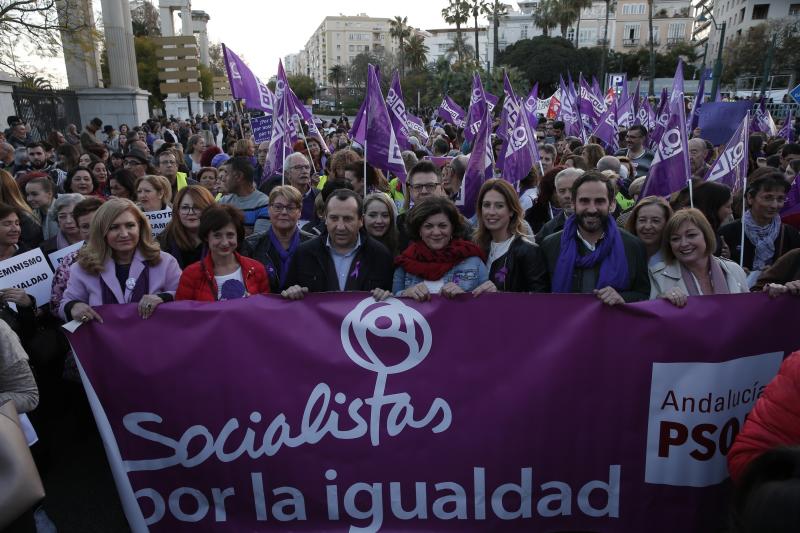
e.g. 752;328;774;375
445;34;475;64
488;0;509;68
552;0;581;39
442;0;470;63
647;0;655;96
389;16;411;78
467;0;490;66
328;65;346;106
404;34;430;72
532;0;558;37
570;0;594;47
598;0;616;90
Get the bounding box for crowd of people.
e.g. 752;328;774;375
1;101;799;532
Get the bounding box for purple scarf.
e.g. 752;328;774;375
268;228;300;289
680;258;730;296
100;263;150;304
552;215;629;293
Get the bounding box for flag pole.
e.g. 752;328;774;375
363;139;368;200
739;177;747;268
281;143;286;186
688;178;694;208
301;134;317;175
234;100;246;139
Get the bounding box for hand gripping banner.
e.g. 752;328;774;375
66;293;798;532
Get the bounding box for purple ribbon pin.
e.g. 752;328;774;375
495;266;508;285
350;260;361;279
452;273;461;285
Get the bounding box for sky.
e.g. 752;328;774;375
31;0;487;85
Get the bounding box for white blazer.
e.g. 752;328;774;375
649;256;749;298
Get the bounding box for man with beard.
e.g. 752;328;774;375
541;171;650;304
20;142;66;185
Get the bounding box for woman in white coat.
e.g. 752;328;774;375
650;208;748;307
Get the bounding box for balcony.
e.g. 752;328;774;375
596;38;609;46
666;37;684;47
623;38;640;47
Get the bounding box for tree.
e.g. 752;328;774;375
208;42;226;76
446;34;475;66
598;0;615;89
131;0;161;37
389;16;411;77
647;0;655;96
570;0;593;47
0;0;100;76
198;64;213;100
488;0;509;68
441;0;470;63
404;34;429;72
466;0;490;65
287;74;316;102
721;21;800;85
532;0;558;37
328;64;346;105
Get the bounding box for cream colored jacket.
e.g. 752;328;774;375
649;256;749;298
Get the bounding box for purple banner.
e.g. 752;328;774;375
222;44;274;113
697;101;752;145
67;293;797;532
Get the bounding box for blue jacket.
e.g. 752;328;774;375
392;256;488;295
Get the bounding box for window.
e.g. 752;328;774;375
622;3;646;15
751;4;769;19
789;3;800;16
521;24;528;38
578;28;597;43
667;23;686;39
624;23;641;39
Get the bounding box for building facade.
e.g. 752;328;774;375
423;27;490;66
284;52;302;77
301;15;400;90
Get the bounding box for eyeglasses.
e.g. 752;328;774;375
179;205;199;214
290;164;311;171
410;182;439;193
124;160;143;167
269;203;299;213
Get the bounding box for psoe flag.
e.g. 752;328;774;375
703;113;749;191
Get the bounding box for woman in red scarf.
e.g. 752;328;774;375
389;196;488;301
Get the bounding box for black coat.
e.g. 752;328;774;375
487;236;549;293
534;211;566;244
719;220;800;271
540;227;650;302
241;229;315;291
284;231;393;293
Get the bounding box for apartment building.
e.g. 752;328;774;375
423;27;490;66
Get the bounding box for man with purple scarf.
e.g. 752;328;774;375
541;171;650;304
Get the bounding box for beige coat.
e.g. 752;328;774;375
649;256;749;298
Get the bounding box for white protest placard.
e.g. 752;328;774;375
48;240;83;268
145;208;172;237
0;248;54;308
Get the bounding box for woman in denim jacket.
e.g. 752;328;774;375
390;196;488;301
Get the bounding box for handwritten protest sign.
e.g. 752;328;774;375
67;293;796;532
251;115;273;144
0;248;53;307
144;209;172;237
48;240;83;269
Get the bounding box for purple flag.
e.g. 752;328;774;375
222;44;274;114
641;75;690;198
502;93;539;183
485;92;499;114
462;103;493;217
349;98;367;143
465;74;489;144
591;76;602;101
688;69;710;134
649;88;670;149
592;104;619;154
496;72;521;172
781;174;800;216
437;96;466;128
264;60;292;178
522;83;539;126
362;64;407;181
703;113;749;191
288;89;327;155
558;76;582;140
386;70;411;152
579;75;605;139
777;111;795;142
406;113;429;143
751;97;777;136
616;95;634;130
636;99;656;132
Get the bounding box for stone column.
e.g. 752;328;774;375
159;7;175;36
192;11;210;67
100;0;139;88
56;0;102;89
180;7;193;36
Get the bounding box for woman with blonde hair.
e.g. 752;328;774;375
135;174;172;212
0;169;42;248
184;134;207;177
59;198;181;323
625;195;673;266
473;179;548;293
650;208;748;307
158;185;215;269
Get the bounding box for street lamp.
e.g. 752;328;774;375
696;6;726;100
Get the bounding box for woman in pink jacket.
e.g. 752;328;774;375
59;198;182;323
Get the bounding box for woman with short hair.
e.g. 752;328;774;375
176;204;269;301
197;167;221;197
41;193;84;259
135;174;172;212
390;196;488;301
472;179;548;293
158;185;215;269
651;208;748;307
64;166;97;196
109;168;137;200
59;198;182;322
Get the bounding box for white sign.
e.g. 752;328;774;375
645;352;784;487
48;240;83;269
145;209;172;237
0;248;54;308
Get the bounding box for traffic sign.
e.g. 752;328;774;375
790;84;800;104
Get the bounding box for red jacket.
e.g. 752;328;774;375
176;252;270;302
727;352;800;482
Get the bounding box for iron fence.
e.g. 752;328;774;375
12;87;81;141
